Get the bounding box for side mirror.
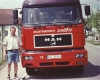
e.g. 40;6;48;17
13;10;18;24
84;5;90;16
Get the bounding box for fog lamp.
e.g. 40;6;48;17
24;56;33;60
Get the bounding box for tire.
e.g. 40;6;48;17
26;67;34;75
74;65;84;73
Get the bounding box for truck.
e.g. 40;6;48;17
13;0;90;75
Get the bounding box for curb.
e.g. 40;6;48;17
85;42;100;49
0;62;7;70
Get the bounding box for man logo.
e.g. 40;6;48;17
51;34;54;37
45;37;62;42
50;42;56;46
45;36;62;46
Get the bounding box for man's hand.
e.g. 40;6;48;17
20;54;22;57
3;53;7;58
19;53;22;57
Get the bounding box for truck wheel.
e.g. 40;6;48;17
74;65;84;73
26;67;34;75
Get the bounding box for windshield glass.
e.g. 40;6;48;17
22;5;82;26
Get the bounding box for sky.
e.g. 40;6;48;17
0;0;100;17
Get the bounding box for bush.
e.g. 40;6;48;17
86;40;100;45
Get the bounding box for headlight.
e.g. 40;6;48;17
75;54;80;58
24;56;33;60
80;54;84;58
75;54;84;58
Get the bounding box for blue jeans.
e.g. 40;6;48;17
7;50;20;64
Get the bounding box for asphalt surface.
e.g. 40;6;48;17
23;42;100;80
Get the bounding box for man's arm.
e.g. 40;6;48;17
3;37;7;58
18;37;23;55
19;45;22;54
3;45;7;58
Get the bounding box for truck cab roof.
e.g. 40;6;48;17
23;0;80;8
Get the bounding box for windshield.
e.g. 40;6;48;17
22;5;82;26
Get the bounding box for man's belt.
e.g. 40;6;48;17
7;49;18;51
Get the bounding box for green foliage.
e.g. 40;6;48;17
90;8;100;32
88;8;100;33
0;60;6;66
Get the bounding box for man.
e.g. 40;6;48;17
53;13;63;22
3;27;22;80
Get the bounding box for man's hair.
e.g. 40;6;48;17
10;27;16;31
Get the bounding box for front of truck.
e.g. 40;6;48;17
20;0;89;74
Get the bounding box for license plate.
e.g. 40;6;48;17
47;55;62;59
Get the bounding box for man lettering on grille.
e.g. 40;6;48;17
3;27;22;80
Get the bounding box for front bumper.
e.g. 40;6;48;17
21;50;88;68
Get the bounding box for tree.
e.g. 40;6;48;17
92;8;100;41
92;8;100;33
85;10;94;31
85;8;100;41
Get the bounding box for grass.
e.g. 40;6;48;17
86;40;100;45
0;60;6;66
0;44;6;66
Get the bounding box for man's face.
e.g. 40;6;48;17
10;28;16;35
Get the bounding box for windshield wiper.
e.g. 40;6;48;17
25;22;59;27
25;22;72;28
24;23;41;26
24;22;60;29
39;22;59;26
54;21;72;27
54;21;72;24
24;23;42;29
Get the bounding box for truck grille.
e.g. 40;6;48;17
34;33;73;48
40;62;53;66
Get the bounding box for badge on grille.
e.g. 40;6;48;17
50;41;56;46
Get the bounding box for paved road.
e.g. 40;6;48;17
0;59;26;80
0;43;100;80
23;43;100;80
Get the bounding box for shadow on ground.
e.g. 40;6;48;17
24;62;100;80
